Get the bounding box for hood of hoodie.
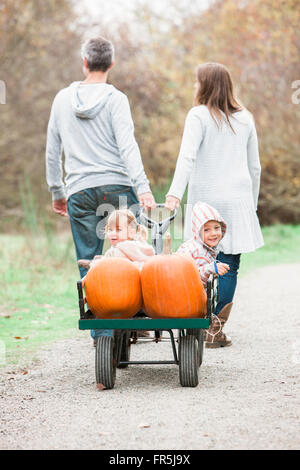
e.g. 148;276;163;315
191;202;226;251
70;81;115;119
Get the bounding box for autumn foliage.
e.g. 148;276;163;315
1;0;299;228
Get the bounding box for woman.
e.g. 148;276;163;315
165;62;264;348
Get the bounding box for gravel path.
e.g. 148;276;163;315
1;263;300;450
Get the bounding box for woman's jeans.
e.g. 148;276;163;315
215;252;241;315
67;185;139;339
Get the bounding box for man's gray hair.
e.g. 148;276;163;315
81;37;115;72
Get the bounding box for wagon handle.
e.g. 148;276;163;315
139;203;177;227
139;204;177;254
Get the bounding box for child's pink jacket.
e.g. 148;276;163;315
177;202;227;287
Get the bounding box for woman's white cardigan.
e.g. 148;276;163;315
167;105;264;254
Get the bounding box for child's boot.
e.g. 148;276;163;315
205;302;233;348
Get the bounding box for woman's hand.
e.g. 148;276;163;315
216;263;230;276
165;195;180;211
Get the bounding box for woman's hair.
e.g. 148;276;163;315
194;62;243;132
106;208;148;241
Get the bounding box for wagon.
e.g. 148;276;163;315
78;205;218;388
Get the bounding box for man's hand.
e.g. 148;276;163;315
138;192;156;209
165;195;180;211
52;198;68;217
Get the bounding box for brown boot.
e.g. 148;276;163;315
205;303;233;348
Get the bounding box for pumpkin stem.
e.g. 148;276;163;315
163;232;172;255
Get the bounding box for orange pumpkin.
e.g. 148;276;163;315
141;254;207;318
84;258;142;319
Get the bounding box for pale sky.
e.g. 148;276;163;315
76;0;210;25
75;0;135;22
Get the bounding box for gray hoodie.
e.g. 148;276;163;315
46;82;151;200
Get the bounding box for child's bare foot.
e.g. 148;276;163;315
96;383;106;391
78;259;91;269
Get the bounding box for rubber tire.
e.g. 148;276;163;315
187;329;204;367
179;335;199;387
198;330;204;367
95;336;116;389
117;331;131;369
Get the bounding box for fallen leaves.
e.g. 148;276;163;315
0;312;11;319
0;308;31;318
23;396;35;401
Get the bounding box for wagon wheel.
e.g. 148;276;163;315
179;334;199;387
95;336;116;389
198;330;204;367
187;329;204;367
117;331;131;369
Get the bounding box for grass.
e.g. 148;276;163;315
0;224;300;368
0;233;80;367
238;224;300;275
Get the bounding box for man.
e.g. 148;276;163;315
46;36;155;340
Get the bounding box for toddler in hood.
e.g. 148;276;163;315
177;202;230;287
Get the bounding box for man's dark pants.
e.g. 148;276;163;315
67;184;139;339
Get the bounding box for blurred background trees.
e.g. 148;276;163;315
0;0;81;227
1;0;299;230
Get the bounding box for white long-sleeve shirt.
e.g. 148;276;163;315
167;105;264;254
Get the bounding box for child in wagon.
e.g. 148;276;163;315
78;208;155;271
177;201;229;286
177;201;232;348
79;208;155;342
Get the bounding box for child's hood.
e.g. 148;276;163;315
191;202;226;246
